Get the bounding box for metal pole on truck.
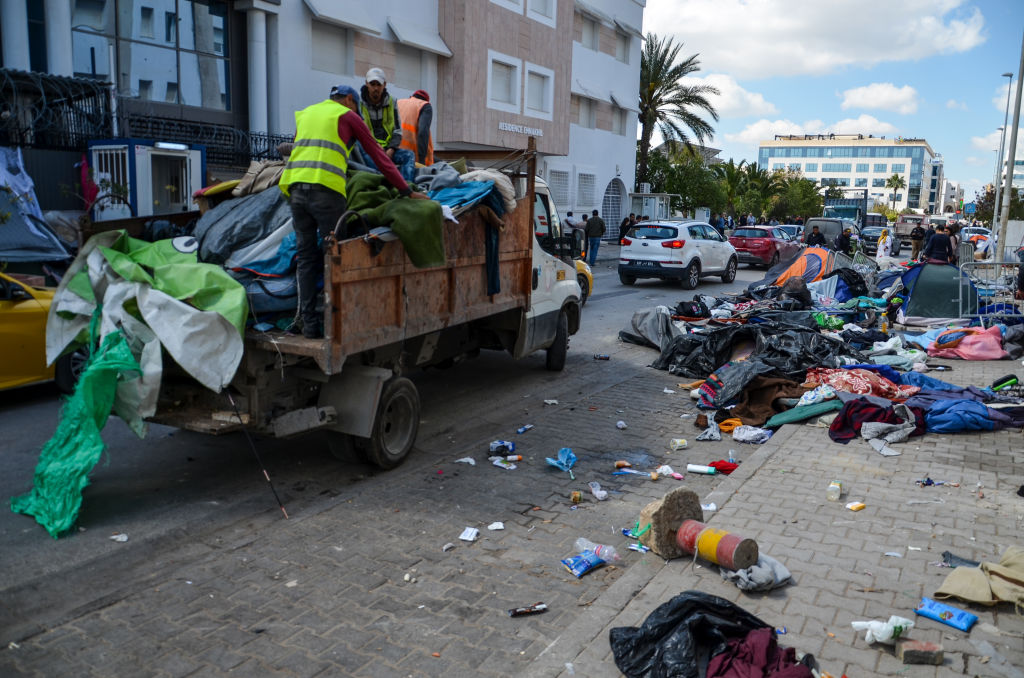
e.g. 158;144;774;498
998;31;1024;259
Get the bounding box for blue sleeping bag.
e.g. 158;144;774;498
924;400;995;433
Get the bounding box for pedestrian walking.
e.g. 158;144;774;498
585;209;606;266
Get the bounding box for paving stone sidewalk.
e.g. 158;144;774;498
540;357;1024;677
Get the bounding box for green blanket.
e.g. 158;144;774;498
765;399;843;427
347;171;444;268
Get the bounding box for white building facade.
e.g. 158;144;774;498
2;0;643;225
758;135;942;214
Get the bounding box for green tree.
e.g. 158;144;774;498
712;159;747;219
744;164;784;218
773;172;822;221
637;33;719;187
821;181;844;200
665;155;726;215
974;184;1024;224
885;173;907;212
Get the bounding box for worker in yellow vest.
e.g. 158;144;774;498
359;68;416;180
397;90;434;166
280;84;427;338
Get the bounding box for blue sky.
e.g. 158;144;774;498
641;0;1024;202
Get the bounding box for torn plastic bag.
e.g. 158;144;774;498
609;590;770;678
619;306;684;351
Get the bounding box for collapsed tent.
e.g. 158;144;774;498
0;146;70;262
747;248;839;293
897;263;979;326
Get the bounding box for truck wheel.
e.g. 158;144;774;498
362;377;420;470
577;274;590;306
545;311;568;371
325;431;357;461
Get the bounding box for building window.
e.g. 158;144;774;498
772;163;784;170
165;11;177;43
487;50;521;113
872;178;886;187
524;62;554;120
855;163;869;173
873;163;887;173
611;107;628;136
615;32;629;63
548;169;570;204
527;0;556;27
576;97;596;128
577;172;596;206
788;163;800;171
581;17;599;50
821;163;851;173
139;79;153;99
891;163;906;173
311;21;349;75
929;191;936;202
393;43;423;89
140;7;155;39
929;178;937;190
490;0;525;12
165;81;178;103
855;178;867;187
805;163;817;172
893;194;903;202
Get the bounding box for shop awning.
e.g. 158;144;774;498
387;16;452;57
303;0;380;35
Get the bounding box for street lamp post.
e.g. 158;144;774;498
994;72;1013;234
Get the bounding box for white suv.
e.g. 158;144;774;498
618;221;738;288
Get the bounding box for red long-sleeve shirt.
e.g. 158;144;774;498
337;107;411;196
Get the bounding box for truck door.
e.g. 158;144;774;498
521;190;578;354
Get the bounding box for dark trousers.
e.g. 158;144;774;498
289;184;348;328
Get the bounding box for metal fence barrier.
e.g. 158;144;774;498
959;260;1023;326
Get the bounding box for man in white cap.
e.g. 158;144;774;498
359;67;416;180
279;84;427;338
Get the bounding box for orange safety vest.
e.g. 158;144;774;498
397;97;433;165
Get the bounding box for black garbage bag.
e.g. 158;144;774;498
609;590;770;678
620;307;684;351
777;277;812;309
824;267;868;299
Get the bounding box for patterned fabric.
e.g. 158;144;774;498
806;367;921;400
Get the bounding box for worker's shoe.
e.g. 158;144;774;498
301;320;323;339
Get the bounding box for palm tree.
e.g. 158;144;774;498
712;159;746;219
637;34;719;186
885;173;907;212
744;164;783;218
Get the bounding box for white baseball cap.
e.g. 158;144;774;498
365;67;387;84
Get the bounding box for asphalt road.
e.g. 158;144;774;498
0;259;765;617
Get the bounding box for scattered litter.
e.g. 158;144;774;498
613;468;658;480
490;456;517;470
884;552;903;558
109;533;129;542
775;627;787;635
453;457;476;466
915;598;977;632
593;354;610;360
7;642;19;650
663;388;676;394
732;425;772;444
906;497;945;505
669;438;688;450
940;550;980;568
622;522;651;539
565;662;576;675
588;481;608;501
629;543;651;553
545;447;577;480
459;527;480;542
569;490;582;504
701;503;717;512
616;420;628;430
655;464;676;475
695;411;722;441
490;440;515;454
908;546;922;551
487;522;504;531
508;602;547;617
284;580;298;588
516;424;534;434
846;501;866;511
544;399;559;406
403;573;412;582
432;652;440;658
442;542;456;552
686;464;717;475
915;477;959;487
561;550;606;578
614;460;632;468
850;615;914;644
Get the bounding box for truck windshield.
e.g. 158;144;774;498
533;193;561;239
823;206;859;221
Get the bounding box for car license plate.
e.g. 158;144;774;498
635;260;655;267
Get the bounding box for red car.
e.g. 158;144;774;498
728;226;802;267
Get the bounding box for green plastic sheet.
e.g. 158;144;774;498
765;399;843;428
11;325;141;538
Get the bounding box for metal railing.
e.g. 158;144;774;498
122;114;292;168
0;69;112;150
959;260;1021;326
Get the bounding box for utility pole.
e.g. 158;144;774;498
998;30;1024;258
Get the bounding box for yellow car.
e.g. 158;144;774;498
575;259;593;306
0;271;80;393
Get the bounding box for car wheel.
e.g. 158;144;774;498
577;274;590;306
681;261;700;289
769;252;780;268
619;273;635;286
361;377;420;470
545;310;568;371
720;257;737;283
55;347;89;395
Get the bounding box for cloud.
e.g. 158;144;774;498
946;98;968;110
970;128;1024;153
724;115;898;146
992;80;1018;112
642;0;985;79
964;156;985;166
679;74;777;118
841;83;918;114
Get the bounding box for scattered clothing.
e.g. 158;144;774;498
720;555;794;593
807;367;920;400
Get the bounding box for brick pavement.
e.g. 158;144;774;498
2;338;1022;677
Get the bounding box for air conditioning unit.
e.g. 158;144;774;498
88;139;206;221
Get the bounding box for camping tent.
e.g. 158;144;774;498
0;190;70;262
896;263;978;326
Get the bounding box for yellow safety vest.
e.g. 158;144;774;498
360;98;395;149
397;97;433;165
279;100;351;198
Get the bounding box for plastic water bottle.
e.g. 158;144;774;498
826;480;843;502
728;449;736;463
574;537;621;562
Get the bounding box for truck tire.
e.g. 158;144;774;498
545;310;568;371
577;273;590;306
325;431;357;461
362;377;420;470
